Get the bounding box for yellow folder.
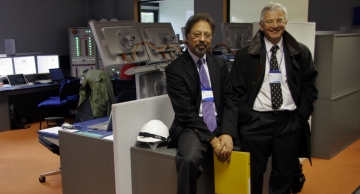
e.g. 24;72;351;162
213;151;251;194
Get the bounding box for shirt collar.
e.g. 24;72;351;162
264;37;283;53
188;49;207;66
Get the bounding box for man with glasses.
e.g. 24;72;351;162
165;13;239;194
230;2;318;193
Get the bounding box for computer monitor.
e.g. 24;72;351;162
220;23;253;52
137;23;180;64
90;20;149;67
13;56;37;75
7;74;27;86
0;57;14;76
36;55;60;74
49;68;65;83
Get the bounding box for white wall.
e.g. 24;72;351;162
159;0;194;40
230;0;309;23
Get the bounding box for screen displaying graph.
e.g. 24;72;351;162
36;55;60;74
13;56;36;75
0;57;14;76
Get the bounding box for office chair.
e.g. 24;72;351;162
46;78;81;125
48;78;81;103
38;89;95;183
38;135;60;182
37;79;72;130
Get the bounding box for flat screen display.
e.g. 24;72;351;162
7;74;27;85
36;55;60;74
13;56;37;75
49;68;65;83
0;57;14;76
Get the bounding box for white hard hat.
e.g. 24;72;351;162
137;120;170;143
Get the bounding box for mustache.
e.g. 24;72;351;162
196;43;207;47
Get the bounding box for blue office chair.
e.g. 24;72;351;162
37;79;72;130
48;78;81;102
38;86;95;183
38;135;60;182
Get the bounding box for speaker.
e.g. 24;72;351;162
5;39;16;56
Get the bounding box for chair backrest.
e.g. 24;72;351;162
65;78;81;99
58;80;70;105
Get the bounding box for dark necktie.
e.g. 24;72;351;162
270;45;283;110
198;58;217;132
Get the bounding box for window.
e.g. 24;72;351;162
139;2;159;23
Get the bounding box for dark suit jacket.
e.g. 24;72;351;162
230;30;318;161
165;50;239;148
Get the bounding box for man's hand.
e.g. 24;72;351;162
218;134;233;163
210;135;233;163
209;137;226;162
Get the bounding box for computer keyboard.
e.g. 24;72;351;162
36;79;52;84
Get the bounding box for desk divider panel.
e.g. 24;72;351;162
112;94;174;194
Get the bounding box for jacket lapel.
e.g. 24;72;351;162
182;51;199;84
181;51;201;108
206;55;220;108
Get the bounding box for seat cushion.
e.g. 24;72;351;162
37;98;67;107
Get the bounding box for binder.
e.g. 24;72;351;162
213;151;251;194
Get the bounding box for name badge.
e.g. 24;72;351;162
202;88;214;102
269;71;281;83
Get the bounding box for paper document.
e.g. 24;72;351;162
40;126;78;134
103;135;113;140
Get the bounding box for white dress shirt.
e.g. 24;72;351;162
253;37;297;111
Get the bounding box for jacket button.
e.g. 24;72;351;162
252;82;256;85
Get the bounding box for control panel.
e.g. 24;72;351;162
68;27;97;77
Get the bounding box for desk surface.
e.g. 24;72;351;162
37;117;113;141
0;83;60;92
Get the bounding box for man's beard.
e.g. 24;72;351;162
194;44;208;55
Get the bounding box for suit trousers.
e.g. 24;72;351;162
239;110;301;194
175;128;214;194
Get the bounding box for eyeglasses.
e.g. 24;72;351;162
263;19;286;26
189;31;212;40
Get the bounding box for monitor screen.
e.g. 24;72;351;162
13;56;37;75
49;68;65;82
220;23;253;51
90;20;149;67
36;55;60;74
0;57;14;76
7;74;27;85
137;23;180;64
